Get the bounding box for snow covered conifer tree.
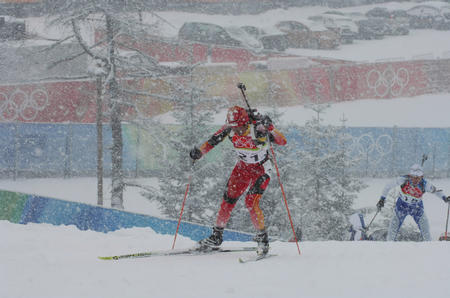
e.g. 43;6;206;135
331;115;367;224
276;104;366;241
299;105;367;240
45;1;171;209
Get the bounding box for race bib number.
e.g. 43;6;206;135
235;148;268;164
401;183;423;198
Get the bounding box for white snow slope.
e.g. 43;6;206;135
1;220;450;298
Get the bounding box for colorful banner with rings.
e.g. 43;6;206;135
366;66;409;98
0;88;49;121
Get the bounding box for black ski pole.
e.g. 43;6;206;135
237;83;251;110
237;83;259;120
366;210;379;231
444;202;450;240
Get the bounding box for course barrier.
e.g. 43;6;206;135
0;189;253;241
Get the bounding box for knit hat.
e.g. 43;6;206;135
409;164;424;177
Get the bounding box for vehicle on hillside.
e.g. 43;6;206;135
390;9;409;19
274;20;340;50
384;18;409;36
407;5;442;29
0;15;25;40
308;14;358;44
433;6;450;30
355;18;387;40
240;25;289;51
178;22;263;51
365;8;409;36
366;7;391;18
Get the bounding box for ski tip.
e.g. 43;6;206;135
238;257;245;263
98;256;118;260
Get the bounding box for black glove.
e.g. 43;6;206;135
376;197;385;211
189;147;202;160
247;109;260;122
444;196;450;203
256;115;273;132
260;115;272;128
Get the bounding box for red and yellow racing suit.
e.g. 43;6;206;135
198;122;286;231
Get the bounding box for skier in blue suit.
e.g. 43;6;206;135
376;164;450;241
348;213;372;241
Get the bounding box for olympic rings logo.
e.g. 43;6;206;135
0;88;49;121
366;66;409;98
350;133;393;166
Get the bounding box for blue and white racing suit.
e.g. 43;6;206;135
348;213;370;241
381;176;446;241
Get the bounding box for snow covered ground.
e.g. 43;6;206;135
2;2;450;298
1;219;450;298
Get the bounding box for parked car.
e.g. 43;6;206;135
385;18;409;35
0;15;25;40
366;7;391;18
240;25;289;51
365;8;409;36
344;11;377;40
308;14;358;44
390;9;409;19
389;9;410;31
407;5;442;29
178;22;263;51
355;18;387;40
433;5;450;30
274;20;340;50
442;5;450;19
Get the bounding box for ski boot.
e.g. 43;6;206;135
198;226;223;251
254;229;269;256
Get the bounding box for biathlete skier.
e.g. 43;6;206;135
377;164;450;241
189;105;286;255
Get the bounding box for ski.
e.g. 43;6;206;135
238;253;276;263
98;246;257;260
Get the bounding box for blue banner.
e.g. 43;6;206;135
0;123;448;177
0;190;253;241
